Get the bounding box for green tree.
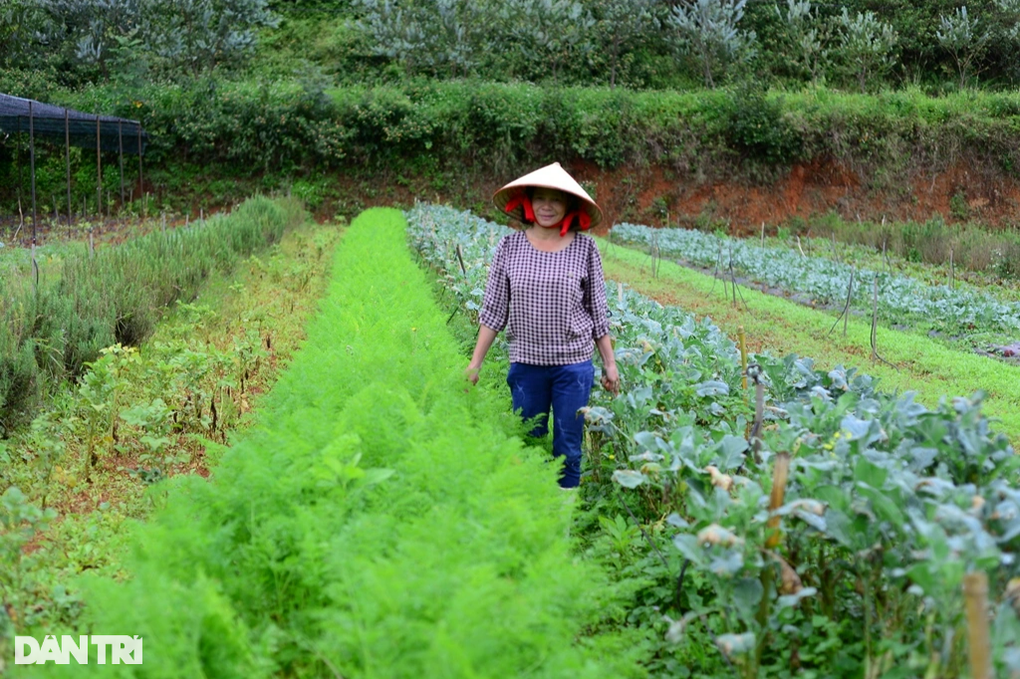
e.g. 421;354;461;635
141;0;279;76
667;0;756;88
0;0;44;69
835;8;898;93
34;0;141;80
774;0;827;85
356;0;488;77
499;0;595;83
589;0;662;88
936;6;989;88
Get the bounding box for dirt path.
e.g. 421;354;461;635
597;238;1020;443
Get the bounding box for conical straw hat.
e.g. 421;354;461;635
492;162;603;229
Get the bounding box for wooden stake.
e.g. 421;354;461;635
950;248;955;289
963;572;992;679
870;277;895;368
828;268;855;337
29;101;37;241
766;452;791;549
118;119;125;209
65;108;72;233
31;242;39;297
761;222;765;248
96;115;102;221
738;326;748;392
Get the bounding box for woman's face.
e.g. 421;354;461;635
531;187;568;228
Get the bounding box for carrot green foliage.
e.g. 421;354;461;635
20;208;629;678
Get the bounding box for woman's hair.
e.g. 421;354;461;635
523;187;582;231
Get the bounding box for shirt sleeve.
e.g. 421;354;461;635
478;236;510;332
583;238;611;339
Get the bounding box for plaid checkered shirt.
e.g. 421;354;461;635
479;231;610;365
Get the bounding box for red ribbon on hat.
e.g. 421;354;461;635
557;209;591;237
505;191;592;238
504;192;536;222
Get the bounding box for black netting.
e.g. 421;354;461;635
0;93;147;155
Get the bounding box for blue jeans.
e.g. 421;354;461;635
507;360;594;488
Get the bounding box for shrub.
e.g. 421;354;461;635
724;87;802;166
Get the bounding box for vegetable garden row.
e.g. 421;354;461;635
13;208;635;678
407;203;1020;678
609;223;1020;339
0;198;304;431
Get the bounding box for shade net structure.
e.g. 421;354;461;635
0;93;147;154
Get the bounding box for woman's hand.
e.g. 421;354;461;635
601;364;620;395
465;363;481;385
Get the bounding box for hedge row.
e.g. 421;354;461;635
0;196;303;430
11;78;1020;187
20;208;632;678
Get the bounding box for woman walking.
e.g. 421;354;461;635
466;162;619;489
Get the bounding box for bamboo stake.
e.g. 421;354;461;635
766;452;791;549
738;326;748;392
96;115;102;221
118;120;125;209
760;221;765;248
870;277;895;368
137;123;143;218
963;572;992;679
828;268;855;337
31;242;39;297
29;101;37;240
950;248;955;289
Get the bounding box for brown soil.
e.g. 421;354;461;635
9;155;1015;250
565;158;1020;236
289;156;1020;239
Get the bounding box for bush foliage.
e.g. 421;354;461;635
6;79;1020;213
